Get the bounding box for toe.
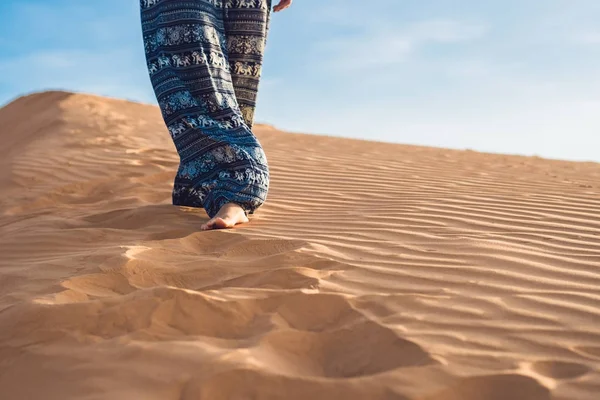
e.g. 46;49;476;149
201;217;232;231
201;218;217;231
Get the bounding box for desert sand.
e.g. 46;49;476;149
0;91;599;400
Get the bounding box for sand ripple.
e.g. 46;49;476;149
0;92;599;399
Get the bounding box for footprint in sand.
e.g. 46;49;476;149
531;360;590;380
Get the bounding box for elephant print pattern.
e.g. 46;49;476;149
140;0;271;218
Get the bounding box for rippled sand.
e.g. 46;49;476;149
1;91;599;400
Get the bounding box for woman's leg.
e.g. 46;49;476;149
224;0;272;128
140;0;270;221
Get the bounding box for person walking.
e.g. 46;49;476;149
140;0;292;230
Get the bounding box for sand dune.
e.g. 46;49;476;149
0;91;599;399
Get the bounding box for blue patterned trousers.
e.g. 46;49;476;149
141;0;271;218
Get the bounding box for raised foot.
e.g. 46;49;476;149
201;202;250;231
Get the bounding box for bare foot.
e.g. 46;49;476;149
201;202;249;231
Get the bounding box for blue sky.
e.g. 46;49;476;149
1;0;599;162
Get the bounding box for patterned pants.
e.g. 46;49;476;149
140;0;271;218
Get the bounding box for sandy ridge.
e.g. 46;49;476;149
0;91;599;399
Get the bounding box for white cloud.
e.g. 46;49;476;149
314;18;488;72
406;19;488;43
0;0;150;105
315;32;412;70
572;31;600;44
0;49;154;104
